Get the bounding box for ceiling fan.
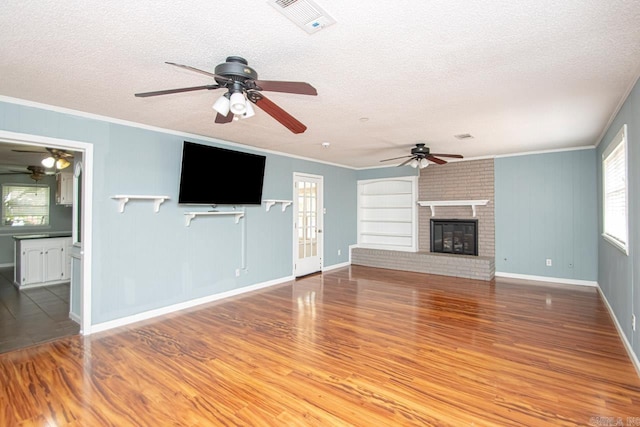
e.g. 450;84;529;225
11;147;74;170
380;143;464;168
0;165;52;182
134;56;318;134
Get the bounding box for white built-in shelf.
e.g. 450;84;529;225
417;200;489;217
111;195;170;213
184;211;244;227
263;199;292;212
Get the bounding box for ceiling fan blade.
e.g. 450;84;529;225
398;157;415;167
214;112;234;124
427;155;447;165
164;62;219;79
252;80;318;96
12;149;46;153
429;153;464;158
250;93;307;134
380;155;411;162
134;85;219;98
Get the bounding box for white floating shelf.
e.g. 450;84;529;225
263;199;292;212
417;200;489;217
111;195;170;213
184;211;245;227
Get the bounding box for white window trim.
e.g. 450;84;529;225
602;124;629;255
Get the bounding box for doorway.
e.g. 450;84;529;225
0;130;93;339
293;173;323;277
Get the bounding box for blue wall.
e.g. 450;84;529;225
0;100;358;324
597;77;639;359
0;173;73;265
495;149;598;281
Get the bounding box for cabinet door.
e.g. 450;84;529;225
23;247;44;285
56;172;73;205
43;244;65;282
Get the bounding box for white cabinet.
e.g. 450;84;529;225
14;237;72;289
56;172;73;205
357;177;418;252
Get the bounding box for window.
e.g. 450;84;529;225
2;184;50;227
602;124;628;254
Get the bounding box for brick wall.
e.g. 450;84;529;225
418;159;495;257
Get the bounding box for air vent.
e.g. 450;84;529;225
268;0;336;34
454;133;474;140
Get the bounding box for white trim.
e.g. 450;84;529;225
322;261;350;272
595;70;640;148
596;286;640;378
601;124;629;255
0;262;14;268
91;274;294;334
0;130;93;335
69;311;81;325
0;95;354;170
495;271;598;287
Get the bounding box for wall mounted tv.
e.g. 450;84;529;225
178;141;266;205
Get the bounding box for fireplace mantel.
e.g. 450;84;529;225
417;200;489;217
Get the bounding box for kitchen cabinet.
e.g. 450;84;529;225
14;235;72;289
56;172;73;205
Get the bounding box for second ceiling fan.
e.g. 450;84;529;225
135;56;318;134
380;143;464;168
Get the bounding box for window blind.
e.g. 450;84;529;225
2;184;50;226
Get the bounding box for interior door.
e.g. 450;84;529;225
293;173;323;277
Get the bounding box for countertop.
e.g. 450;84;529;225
13;232;72;241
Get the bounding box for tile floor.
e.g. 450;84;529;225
0;267;79;353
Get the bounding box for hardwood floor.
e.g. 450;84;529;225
1;265;639;426
0;267;79;353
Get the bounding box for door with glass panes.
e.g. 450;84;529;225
293;173;323;277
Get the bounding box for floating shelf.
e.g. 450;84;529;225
184;211;244;227
417;200;489;217
111;195;170;213
263;199;292;212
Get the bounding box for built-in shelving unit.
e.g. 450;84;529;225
357;177;418;252
417;200;489;217
263;199;292;212
184;211;245;227
111;195;170;213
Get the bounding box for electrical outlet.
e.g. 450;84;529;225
546;259;552;267
338;249;341;256
235;268;240;277
633;314;636;332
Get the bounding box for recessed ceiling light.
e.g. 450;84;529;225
321;142;330;148
454;133;474;140
359;117;369;122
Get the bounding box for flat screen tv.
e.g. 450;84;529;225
178;141;266;205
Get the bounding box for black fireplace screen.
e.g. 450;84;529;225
430;219;478;256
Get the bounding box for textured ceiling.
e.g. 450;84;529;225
1;1;640;169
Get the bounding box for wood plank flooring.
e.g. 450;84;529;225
1;265;639;426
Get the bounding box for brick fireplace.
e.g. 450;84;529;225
352;158;496;281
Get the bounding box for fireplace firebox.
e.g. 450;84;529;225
430;219;478;256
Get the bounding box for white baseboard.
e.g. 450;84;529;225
0;263;14;268
90;275;294;334
323;261;350;272
495;271;598;287
69;311;81;325
596;286;640;378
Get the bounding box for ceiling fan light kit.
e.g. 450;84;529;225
380;143;464;168
135;56;318;134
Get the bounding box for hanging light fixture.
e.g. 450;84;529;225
241;100;255;119
56;158;71;170
409;159;419;168
41;156;55;168
212;93;231;116
419;158;429;169
229;91;247;115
